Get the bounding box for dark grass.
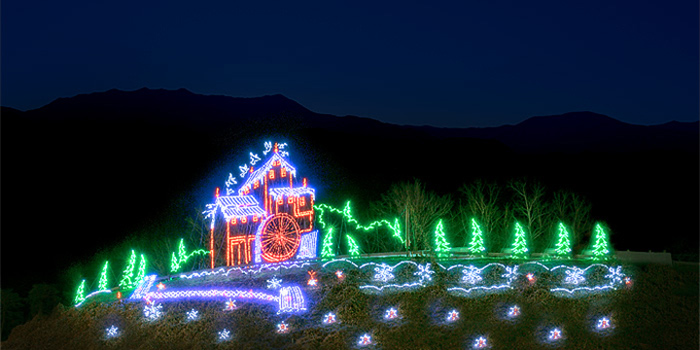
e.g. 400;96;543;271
2;262;697;350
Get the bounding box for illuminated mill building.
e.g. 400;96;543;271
206;142;317;267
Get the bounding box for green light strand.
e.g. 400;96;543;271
511;222;529;257
119;250;136;288
74;279;86;305
315;202;404;244
554;222;572;256
97;261;110;291
467;218;486;255
135;254;147;285
433;219;451;256
347;234;361;257
321;227;335;259
171;238;210;273
170;252;180;273
591;222;611;259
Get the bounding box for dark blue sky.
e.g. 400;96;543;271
2;0;697;127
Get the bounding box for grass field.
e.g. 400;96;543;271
2;259;697;350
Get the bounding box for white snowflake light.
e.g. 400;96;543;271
461;266;483;284
473;336;488;348
605;266;624;285
597;317;611;329
186;309;199;321
218;329;231;341
105;325;119;338
267;277;282;290
501;265;519;283
507;305;520;317
373;263;395;283
223;299;237;311
323;312;337;324
143;303;163;320
446;309;459;322
358;333;372;346
239;164;249;178
548;328;562;341
384;307;399;319
414;263;435;283
277;321;289;333
564;267;586;285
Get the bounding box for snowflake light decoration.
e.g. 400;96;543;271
548;328;562;341
564;267;585;285
105;325;119;338
384;307;399;320
186;309;199;321
156;282;166;290
624;276;633;286
507;305;520;317
218;329;231;341
267;277;282;290
323;312;337;324
143;303;163;320
501;265;519;283
526;273;536;283
597;317;611;330
446;309;459;322
473;336;488;348
335;270;344;279
223;299;237;311
461;266;483;284
414;263;435;283
358;334;372;346
277;321;289;333
605;266;624;285
374;263;395;283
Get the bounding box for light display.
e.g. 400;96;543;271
507;305;520;317
307;270;318;286
74;279;86;305
179;261;312;280
433;219;451;256
462;266;483;284
597;317;611;329
171;239;209;273
119;250;136;288
554;222;572;257
604;266;624;285
347;235;361;257
564;267;585;285
510;222;528;257
473;336;488;348
170;253;179;274
218;329;231;341
75;290;112;307
267;277;282;289
467;218;486;255
129;274;156;300
223;299;237;311
591;223;611;259
374;263;395;282
446;309;459;322
276;321;289;333
186;309;199;321
358;334;372;346
98;261;110;291
548;328;562;341
105;325;119;338
206;141;316;267
323;312;337;324
624;276;632;286
384;307;399;319
156;282;166;290
135;254;147;286
335;270;344;279
320;227;335;259
315;201;404;245
414;263;435;283
144;303;163;320
501;265;519;283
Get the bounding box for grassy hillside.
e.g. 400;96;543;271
2;259;697;350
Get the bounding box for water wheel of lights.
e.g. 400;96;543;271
260;213;301;262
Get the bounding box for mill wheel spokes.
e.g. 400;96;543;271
260;213;301;262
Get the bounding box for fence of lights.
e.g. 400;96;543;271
322;259;631;296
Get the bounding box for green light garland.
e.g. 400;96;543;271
97;261;110;291
554;222;572;257
320;227;335;259
591;222;611;259
171;252;180;273
135;254;147;285
511;222;529;257
315;201;404;244
74;279;86;305
433;219;451;256
347;235;361;257
170;238;210;273
467;218;486;255
119;250;136;289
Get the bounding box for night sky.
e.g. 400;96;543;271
2;0;697;127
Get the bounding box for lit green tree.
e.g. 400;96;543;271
467;218;486;255
170;252;180;273
97;261;110;291
510;222;529;257
135;254;147;285
119;250;137;288
347;235;361;257
321;227;335;259
177;239;187;265
433;219;451;256
554;222;572;257
591;222;612;259
74;279;86;305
